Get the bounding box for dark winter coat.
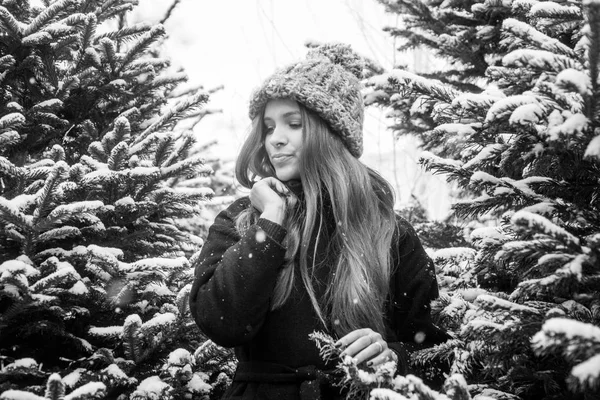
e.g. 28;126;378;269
189;184;448;400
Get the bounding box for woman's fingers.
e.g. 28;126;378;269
354;340;388;366
335;328;373;348
250;177;289;212
261;177;289;195
336;329;387;365
366;348;396;367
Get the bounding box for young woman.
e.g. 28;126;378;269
189;43;448;400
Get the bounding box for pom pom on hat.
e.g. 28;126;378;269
248;42;366;158
305;41;366;80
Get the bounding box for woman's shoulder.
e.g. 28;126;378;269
215;196;252;221
393;212;415;239
391;212;425;257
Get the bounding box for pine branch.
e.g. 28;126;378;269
0;6;25;38
132;91;209;146
107;141;129;171
99;37;117;72
159;0;183;25
529;2;582;21
45;372;66;400
159;155;207;181
96;2;135;22
175;284;191;316
502;49;583;74
502;18;577;58
94;21;152;44
0;197;31;234
161;130;195;167
23;0;77;37
78;14;97;59
32;161;68;225
117;24;165;73
123;314;142;363
586;0;600;120
0;156;24;179
34;225;81;243
0;112;26;131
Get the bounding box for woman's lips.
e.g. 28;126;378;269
271;154;293;162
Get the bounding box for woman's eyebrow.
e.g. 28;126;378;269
264;111;301;122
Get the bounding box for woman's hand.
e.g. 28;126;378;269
335;328;398;368
250;177;289;224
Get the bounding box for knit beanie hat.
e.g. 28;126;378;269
248;42;366;158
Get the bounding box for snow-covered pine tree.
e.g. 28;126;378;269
368;0;600;398
0;1;234;399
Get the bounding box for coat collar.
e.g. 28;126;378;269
285;179;303;197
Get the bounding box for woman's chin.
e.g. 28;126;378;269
275;171;300;182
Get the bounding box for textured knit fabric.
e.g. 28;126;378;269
248;42;365;158
189;186;448;400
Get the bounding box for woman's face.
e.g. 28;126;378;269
263;98;303;182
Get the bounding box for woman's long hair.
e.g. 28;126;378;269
234;101;397;337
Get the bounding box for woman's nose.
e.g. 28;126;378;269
268;127;287;147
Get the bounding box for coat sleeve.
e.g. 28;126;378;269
384;215;449;373
188;197;288;347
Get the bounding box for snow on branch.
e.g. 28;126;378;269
420;151;463;168
529;1;582;19
123;256;188;273
29;261;81;292
0;7;25;38
94;21;153;43
175;284;192;315
368;69;460;102
141;312;177;334
118;25;166;72
0;157;24;178
44;200;104;227
532;318;600;391
502;18;577;58
556;69;592;96
130;376;172;400
510;254;587;300
431;123;476;138
535;318;600;343
584;135;600;159
160;154;208;179
475;294;539;314
462;143;504;169
133;91;209;146
0;390;45;400
545;113;589;141
432;247;476;263
452;90;505;112
509;102;544;125
520;201;556;216
0;196;31;231
64;381;106;400
88;325;123;339
485;94;538;124
463;318;516;337
502;49;582;72
0;259;39;279
470;226;507;246
511;210;580;246
0;112;25;130
569;353;600;392
470;170;501;185
35;226;81;242
23;0;78;37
